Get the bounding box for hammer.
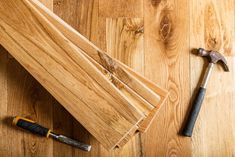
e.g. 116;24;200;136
182;48;229;137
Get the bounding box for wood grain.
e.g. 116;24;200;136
105;18;145;145
142;0;191;156
6;60;54;156
1;0;234;156
29;1;167;138
31;0;168;133
51;0;167;154
190;0;235;156
98;0;145;156
53;0;145;156
53;0;99;44
0;47;8;156
33;1;166;109
0;0;145;149
31;0;163;110
0;0;54;156
106;18;144;74
52;1;101;156
52;0;98;156
99;0;143;18
39;0;53;10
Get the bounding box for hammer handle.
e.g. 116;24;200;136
182;87;206;137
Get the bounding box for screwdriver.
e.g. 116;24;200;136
13;116;91;152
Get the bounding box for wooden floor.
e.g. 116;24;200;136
0;0;234;156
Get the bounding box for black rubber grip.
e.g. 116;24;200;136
182;87;206;137
16;119;49;137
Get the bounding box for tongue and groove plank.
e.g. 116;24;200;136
34;0;158;149
53;0;145;156
106;18;144;80
190;0;235;156
32;0;162;117
31;0;168;134
52;0;100;156
0;0;145;149
32;0;155;117
0;1;54;157
143;0;191;157
104;17;167;136
97;0;145;156
105;18;145;146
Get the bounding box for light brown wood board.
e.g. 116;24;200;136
142;0;192;156
0;0;146;149
1;0;168;150
31;0;155;118
190;0;235;156
0;0;168;150
0;0;235;156
0;0;168;149
30;0;168;134
0;1;55;156
31;0;163;112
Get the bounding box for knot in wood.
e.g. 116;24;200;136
204;4;222;50
53;0;62;6
159;14;172;41
151;0;162;7
98;51;131;83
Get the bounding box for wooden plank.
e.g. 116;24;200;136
53;0;101;156
6;61;54;157
0;0;54;156
116;125;138;148
30;2;165;139
98;0;145;156
53;1;106;156
106;18;144;74
1;0;234;156
190;0;235;156
31;0;163;110
0;47;8;156
39;0;53;10
31;0;168;136
142;0;191;156
0;0;145;149
99;0;145;156
35;0;166;146
52;0;92;156
52;102;75;157
99;0;143;18
54;0;99;45
105;18;145;146
118;62;169;132
30;1;167;151
105;17;168;133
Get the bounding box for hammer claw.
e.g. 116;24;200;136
220;59;229;72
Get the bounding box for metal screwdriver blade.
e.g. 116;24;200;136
50;133;91;152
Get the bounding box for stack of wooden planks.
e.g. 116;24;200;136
0;0;168;150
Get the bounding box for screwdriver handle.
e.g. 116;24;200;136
13;116;51;137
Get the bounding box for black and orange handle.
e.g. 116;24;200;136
13;116;51;138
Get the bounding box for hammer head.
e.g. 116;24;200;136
197;48;229;72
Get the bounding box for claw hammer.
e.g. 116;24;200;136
182;48;229;137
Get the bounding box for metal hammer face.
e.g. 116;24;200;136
198;48;229;71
